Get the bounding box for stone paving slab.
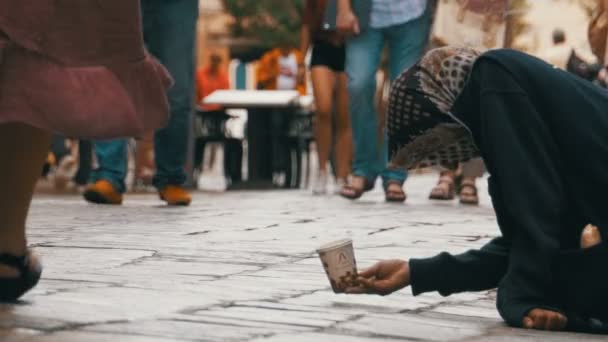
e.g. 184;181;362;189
0;175;602;341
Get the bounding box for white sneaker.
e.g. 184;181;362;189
53;155;77;190
313;172;328;195
334;178;347;194
272;172;286;188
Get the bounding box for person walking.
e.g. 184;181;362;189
336;0;431;202
84;0;199;206
301;0;353;195
194;54;243;185
256;43;307;186
0;0;171;301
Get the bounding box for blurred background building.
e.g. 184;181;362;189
199;0;600;68
513;0;597;60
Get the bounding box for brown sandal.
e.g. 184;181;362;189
385;182;407;203
459;180;479;205
429;175;456;200
340;176;374;200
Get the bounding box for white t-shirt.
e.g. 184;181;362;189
276;53;298;90
540;44;597;70
541;44;572;70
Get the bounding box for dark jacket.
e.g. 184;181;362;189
410;49;608;334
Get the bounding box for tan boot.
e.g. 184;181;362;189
159;185;191;206
83;179;123;205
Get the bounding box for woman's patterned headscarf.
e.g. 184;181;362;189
388;46;481;170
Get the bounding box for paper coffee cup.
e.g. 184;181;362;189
317;239;358;293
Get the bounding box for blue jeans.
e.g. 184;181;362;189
91;0;198;193
345;10;431;186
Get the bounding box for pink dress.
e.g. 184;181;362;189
0;1;171;139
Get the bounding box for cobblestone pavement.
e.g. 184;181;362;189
0;175;603;341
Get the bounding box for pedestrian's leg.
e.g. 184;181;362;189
134;134;155;185
381;11;432;193
74;140;92;186
0;123;49;277
223;139;243;184
144;0;198;202
50;135;70;164
311;66;337;194
459;158;484;205
88;139;129;193
84;139;128;205
194;138;206;171
270;111;289;186
429;169;457;200
341;28;384;198
334;72;353;182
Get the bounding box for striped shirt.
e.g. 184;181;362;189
370;0;427;29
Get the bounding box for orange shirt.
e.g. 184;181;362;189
196;66;230;111
255;48;307;95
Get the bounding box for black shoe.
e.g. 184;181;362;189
0;251;42;302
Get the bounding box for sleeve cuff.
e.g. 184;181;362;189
409;255;447;296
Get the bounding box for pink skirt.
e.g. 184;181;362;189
0;31;171;139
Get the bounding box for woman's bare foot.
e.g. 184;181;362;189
580;224;602;249
523;309;568;331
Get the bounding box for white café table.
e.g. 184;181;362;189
203;90;301;108
203;90;311;188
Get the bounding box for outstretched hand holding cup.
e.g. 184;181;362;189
345;259;410;295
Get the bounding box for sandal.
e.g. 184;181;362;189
459;180;479;205
385;181;407;203
429;174;456;200
340;176;374;200
0;250;42;302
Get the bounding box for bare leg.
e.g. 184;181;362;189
311;66;338;194
0;123;50;277
311;66;337;174
334;72;353;180
135;133;155;185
